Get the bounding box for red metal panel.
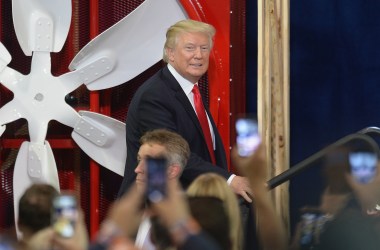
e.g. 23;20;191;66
179;0;231;169
89;0;100;239
2;139;77;149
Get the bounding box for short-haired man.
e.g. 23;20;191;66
133;128;190;249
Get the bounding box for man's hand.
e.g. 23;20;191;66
231;143;267;186
230;175;253;203
53;211;89;250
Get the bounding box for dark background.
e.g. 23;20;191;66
247;0;380;232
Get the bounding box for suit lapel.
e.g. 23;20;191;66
161;66;205;136
160;66;227;167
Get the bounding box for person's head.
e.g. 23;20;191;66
18;183;59;238
134;129;190;190
163;19;216;83
322;146;352;195
188;196;231;250
187;173;243;250
320;142;380;214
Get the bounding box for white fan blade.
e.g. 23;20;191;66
0;125;5;137
0;42;11;72
0;102;24;133
71;111;126;176
13;141;60;238
12;0;72;56
68;0;187;90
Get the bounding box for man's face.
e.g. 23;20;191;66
135;143;167;191
167;31;211;83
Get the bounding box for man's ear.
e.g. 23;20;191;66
167;164;181;179
166;47;175;62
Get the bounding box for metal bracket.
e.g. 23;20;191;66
74;116;109;147
77;56;115;85
34;16;54;52
27;144;43;179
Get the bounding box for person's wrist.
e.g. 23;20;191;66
169;217;200;246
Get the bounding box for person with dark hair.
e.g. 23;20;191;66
18;183;59;241
187;173;243;250
150;195;231;250
315;147;380;250
16;184;89;250
151;179;222;250
118;19;252;204
188;196;231;250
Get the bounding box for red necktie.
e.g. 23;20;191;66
192;84;216;164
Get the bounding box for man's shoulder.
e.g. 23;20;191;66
135;67;173;94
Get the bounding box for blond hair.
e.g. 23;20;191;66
187;173;243;250
163;19;216;63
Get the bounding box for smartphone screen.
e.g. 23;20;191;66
299;212;331;248
236;118;260;157
349;152;377;184
146;157;167;203
51;194;78;238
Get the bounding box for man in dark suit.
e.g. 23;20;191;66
118;19;252;203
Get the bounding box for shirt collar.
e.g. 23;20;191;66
167;64;195;96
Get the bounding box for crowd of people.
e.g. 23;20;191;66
2;17;380;250
2;129;286;250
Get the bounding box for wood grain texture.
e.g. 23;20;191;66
257;0;290;232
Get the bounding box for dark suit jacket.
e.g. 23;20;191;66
118;65;231;196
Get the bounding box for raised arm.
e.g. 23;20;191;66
231;143;288;250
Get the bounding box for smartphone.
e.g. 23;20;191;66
235;118;261;157
146;156;168;203
51;193;78;238
299;212;317;247
348;152;377;184
299;212;331;249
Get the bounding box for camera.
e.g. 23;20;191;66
146;156;168;203
235;117;260;157
51;193;78;238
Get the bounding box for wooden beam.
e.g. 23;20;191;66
257;0;290;232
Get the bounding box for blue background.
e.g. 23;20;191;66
247;0;380;232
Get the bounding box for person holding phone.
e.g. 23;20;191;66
132;129;191;249
17;184;89;250
94;180;221;250
231;142;288;250
17;183;59;249
290;146;380;250
118;19;252;204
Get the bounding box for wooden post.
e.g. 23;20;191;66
257;0;290;231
